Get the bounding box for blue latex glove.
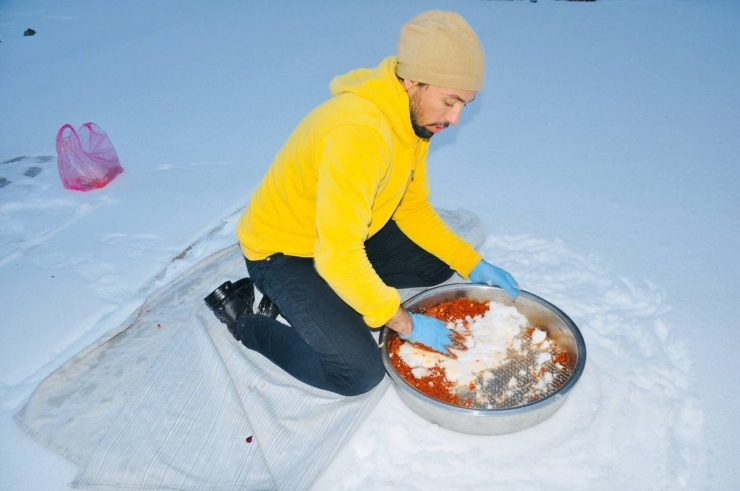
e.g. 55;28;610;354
401;313;453;353
469;260;520;297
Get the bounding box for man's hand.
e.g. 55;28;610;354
469;260;520;297
385;307;414;337
400;313;453;354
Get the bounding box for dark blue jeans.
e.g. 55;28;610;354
236;220;454;396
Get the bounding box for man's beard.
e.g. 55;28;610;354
411;115;435;139
409;98;449;139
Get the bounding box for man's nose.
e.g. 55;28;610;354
446;107;463;126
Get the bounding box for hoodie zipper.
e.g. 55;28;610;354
410;139;423;183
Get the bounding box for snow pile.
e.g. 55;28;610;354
399;302;529;387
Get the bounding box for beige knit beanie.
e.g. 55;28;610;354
396;10;485;92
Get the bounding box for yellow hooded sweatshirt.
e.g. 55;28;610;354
237;56;483;327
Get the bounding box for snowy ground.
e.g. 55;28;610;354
1;0;738;490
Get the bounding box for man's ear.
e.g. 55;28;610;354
400;78;418;91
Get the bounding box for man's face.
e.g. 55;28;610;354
404;81;477;139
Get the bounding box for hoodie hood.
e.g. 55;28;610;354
329;56;416;146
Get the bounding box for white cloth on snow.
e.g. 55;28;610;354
15;208;485;491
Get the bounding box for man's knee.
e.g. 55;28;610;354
330;352;386;397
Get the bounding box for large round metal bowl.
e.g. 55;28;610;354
380;284;586;435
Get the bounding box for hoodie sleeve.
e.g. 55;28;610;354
314;125;401;328
392;156;483;277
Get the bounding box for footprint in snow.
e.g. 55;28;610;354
0;155;54;189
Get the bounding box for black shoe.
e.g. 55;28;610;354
204;278;255;340
256;295;280;319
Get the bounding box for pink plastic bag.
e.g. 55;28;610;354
56;122;123;191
